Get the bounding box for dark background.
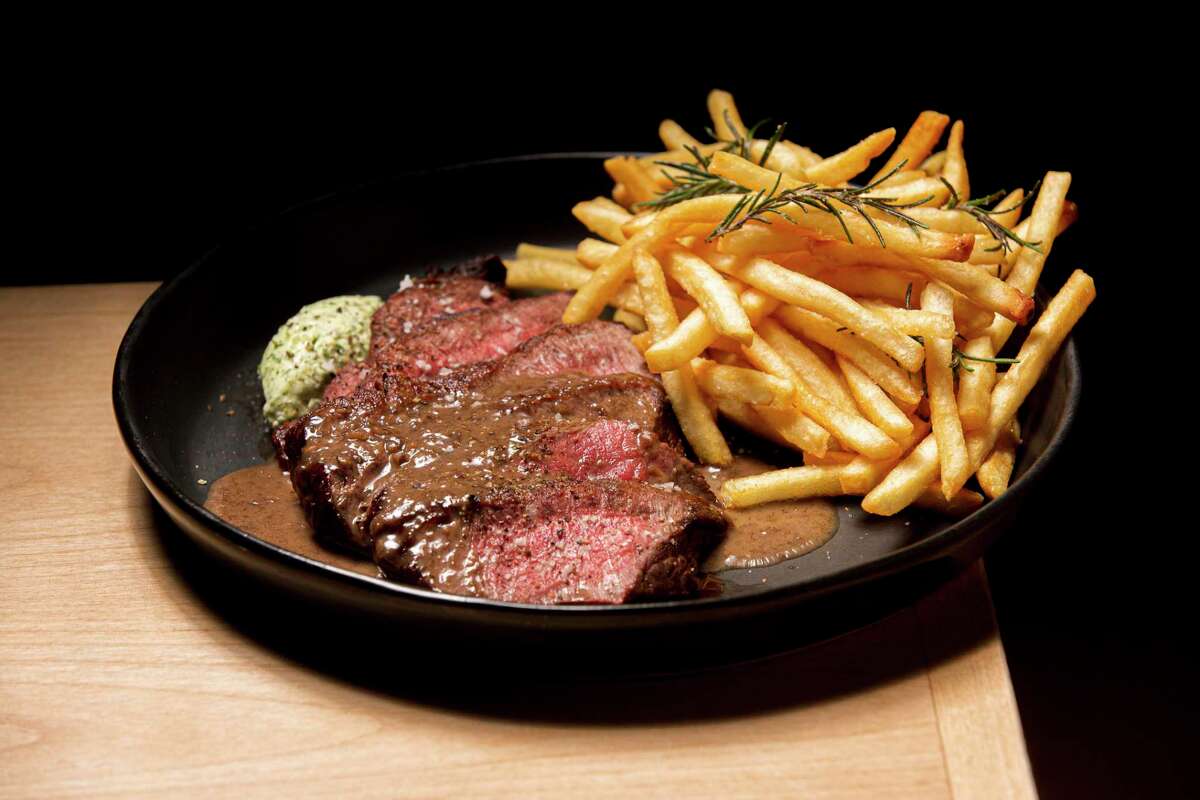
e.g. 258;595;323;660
20;53;1185;797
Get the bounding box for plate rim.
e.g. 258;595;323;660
112;152;1082;617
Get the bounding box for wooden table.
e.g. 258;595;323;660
0;283;1037;799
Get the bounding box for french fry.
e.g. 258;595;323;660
1001;199;1078;275
630;330;654;353
714;396;796;451
515;243;579;264
572;197;632;244
837;355;914;441
803;128;896;185
870;111;951;183
746;138;811;179
921;282;970;499
643;287;778;373
920;150;947;175
913;486;984;516
808;240;1033;323
659;119;702;151
839;417;930;495
664;248;754;344
902;207;991;235
692;359;794;407
742;334;900;460
778;140;823;167
612;309;646;332
503;257;647;315
941;120;969;201
990;189;1025;229
758;319;858;413
955;336;997;431
965;270;1096;473
861;434;940;516
707;152;973;262
753;404;832;455
872;170;929;189
707;89;746;141
713;225;819;257
604;156;660;205
719;465;847;508
814;266;994;336
977;420;1020;499
859;299;956;339
804;451;857;467
504;257;593;292
720;256;925;371
773;305;922;411
563;221;668;323
621;211;661;239
632;249;731;465
577;237;619;267
612;183;633;208
861;175;953;206
987;171;1072;350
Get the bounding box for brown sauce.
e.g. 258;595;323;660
204;455;839;582
204;463;377;577
702;456;839;572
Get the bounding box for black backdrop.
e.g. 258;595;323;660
20;53;1185;797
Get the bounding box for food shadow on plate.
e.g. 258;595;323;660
140;486;987;725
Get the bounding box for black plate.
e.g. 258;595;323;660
114;154;1080;671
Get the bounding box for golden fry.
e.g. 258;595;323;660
804;128;896;185
632;249;731;465
664;249;754;344
870;111;951;183
837;355;914;441
707;89;746;141
773;305;922;411
515;243;579;263
921;282;970;499
955;336;996;431
659;119;702;151
720;465;847;508
742;334;900;460
941;120;969;201
577;237;618;267
604;156;660;205
692;359;794;407
988;171;1072;350
572;197;632;244
977;420;1020;499
758;319;858;413
722;256;925;371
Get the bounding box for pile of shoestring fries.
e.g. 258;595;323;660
504;90;1095;516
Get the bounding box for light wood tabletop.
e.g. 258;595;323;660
0;283;1037;799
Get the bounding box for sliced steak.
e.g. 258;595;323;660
371;267;509;352
284;319;725;602
322;292;568;401
378;477;725;604
370;292;571;380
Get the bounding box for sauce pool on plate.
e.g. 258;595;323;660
701;456;839;572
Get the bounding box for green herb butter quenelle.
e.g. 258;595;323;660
258;295;383;427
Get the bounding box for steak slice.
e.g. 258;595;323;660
436;478;725;604
322;292;569;401
370;260;509;352
370;292;571;380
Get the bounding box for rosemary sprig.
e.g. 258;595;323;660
707;161;933;245
942;179;1042;255
637;147;744;210
950;348;1021;373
